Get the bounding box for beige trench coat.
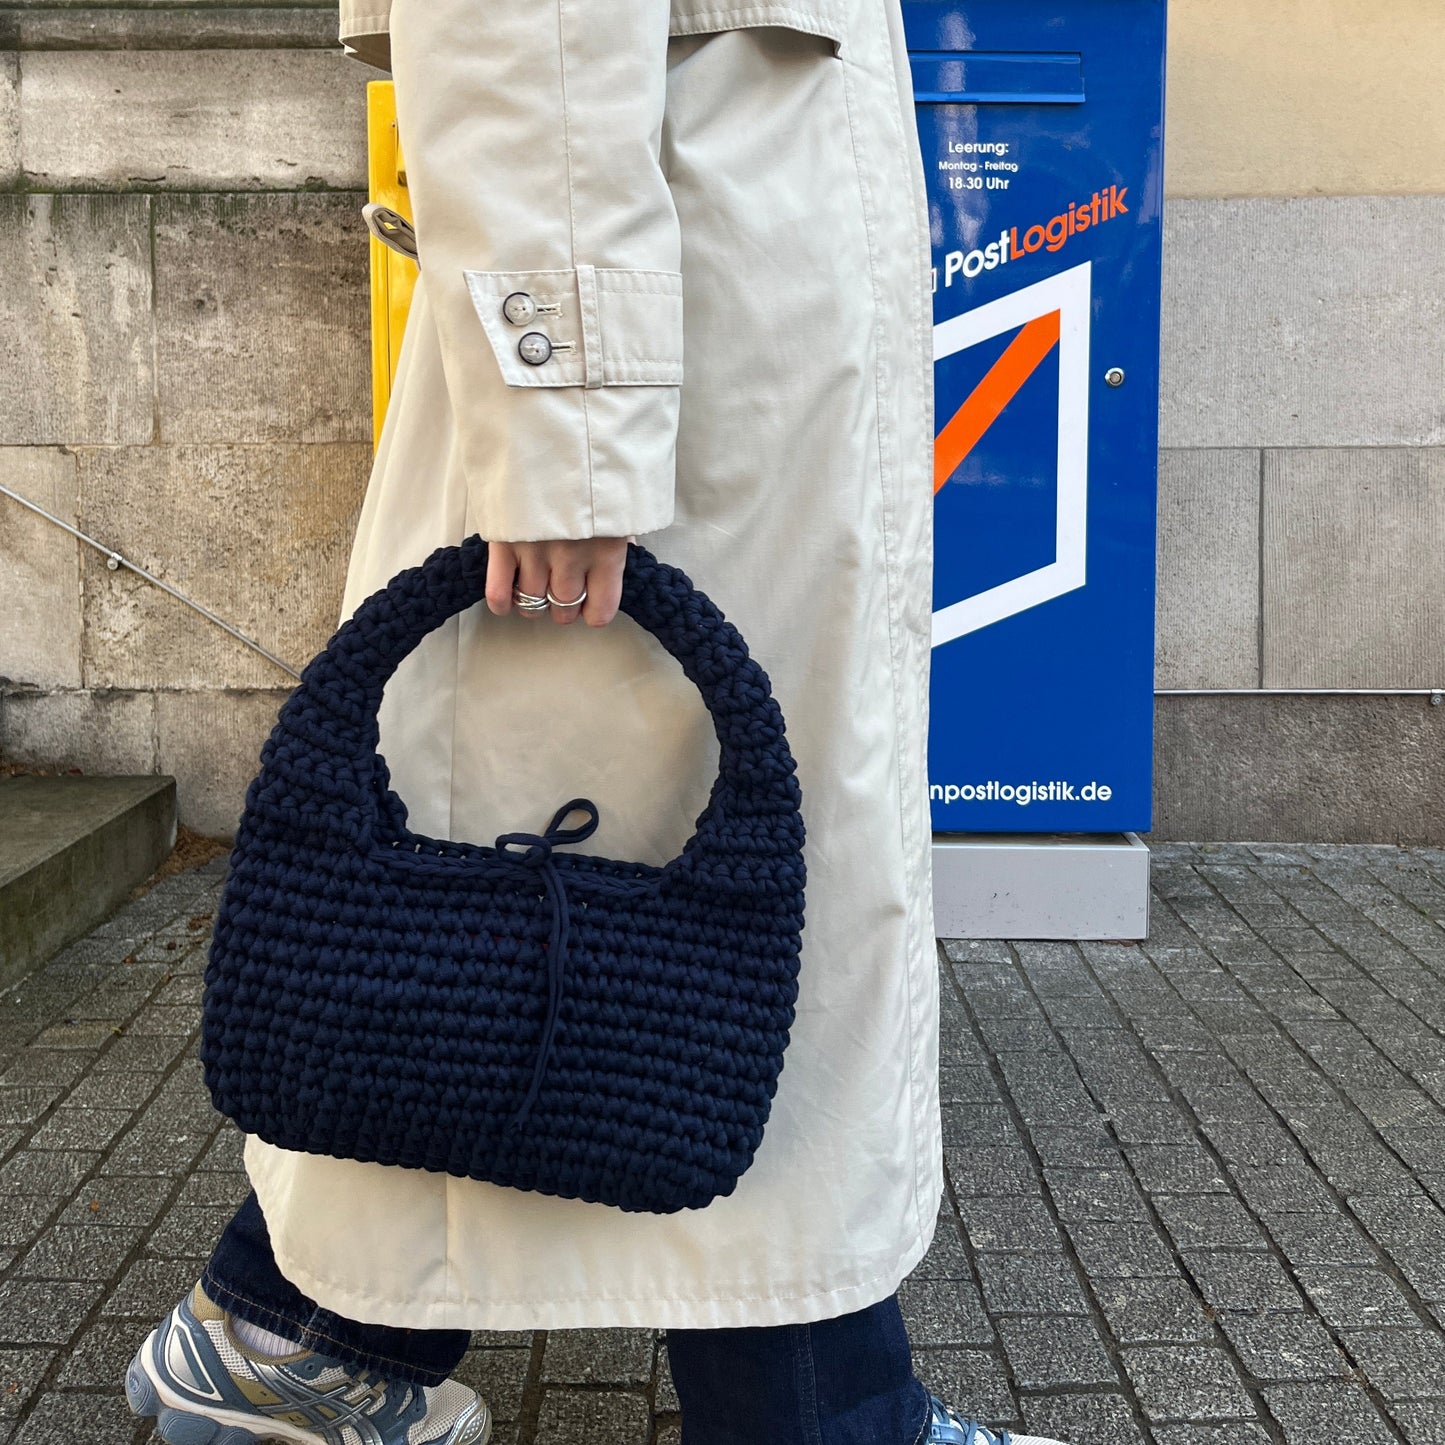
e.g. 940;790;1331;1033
242;0;942;1331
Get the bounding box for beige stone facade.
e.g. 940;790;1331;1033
1155;1;1445;841
1166;0;1445;198
0;3;1440;839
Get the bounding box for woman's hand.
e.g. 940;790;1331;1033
484;538;629;627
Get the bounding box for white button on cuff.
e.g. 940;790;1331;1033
502;292;537;326
518;332;553;366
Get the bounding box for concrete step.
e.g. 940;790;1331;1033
0;774;177;990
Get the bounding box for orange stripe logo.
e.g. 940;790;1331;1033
933;310;1061;494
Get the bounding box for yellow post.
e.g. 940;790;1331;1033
366;81;419;453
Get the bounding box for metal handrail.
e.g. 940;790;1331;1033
0;481;302;682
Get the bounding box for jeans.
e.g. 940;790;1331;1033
203;1191;933;1445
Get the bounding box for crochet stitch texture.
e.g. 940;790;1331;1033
201;535;807;1214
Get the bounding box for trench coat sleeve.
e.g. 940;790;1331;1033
386;0;682;542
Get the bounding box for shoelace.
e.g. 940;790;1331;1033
929;1393;1009;1445
493;798;602;1127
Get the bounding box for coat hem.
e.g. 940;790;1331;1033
257;1201;940;1332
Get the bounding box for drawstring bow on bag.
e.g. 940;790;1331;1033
493;797;600;1127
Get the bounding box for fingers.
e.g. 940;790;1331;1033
482;538;628;627
513;546;552;620
579;545;623;628
545;553;588;625
484;540;519;615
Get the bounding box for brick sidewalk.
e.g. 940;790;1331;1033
2;842;1444;1444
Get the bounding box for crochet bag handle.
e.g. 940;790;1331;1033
263;533;798;848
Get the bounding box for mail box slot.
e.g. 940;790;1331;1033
910;52;1085;105
907;0;1167;833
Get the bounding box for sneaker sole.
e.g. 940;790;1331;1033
126;1346;282;1445
127;1337;492;1445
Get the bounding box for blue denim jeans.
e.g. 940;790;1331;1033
204;1190;932;1445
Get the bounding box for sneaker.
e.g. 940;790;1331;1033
125;1279;491;1445
922;1391;1063;1445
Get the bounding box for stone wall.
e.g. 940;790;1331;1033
0;6;374;836
1;2;1441;840
1155;0;1445;842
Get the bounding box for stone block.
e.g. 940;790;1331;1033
958;1194;1063;1253
1151;694;1445;845
6;1389;140;1444
1335;1329;1445;1401
27;1107;136;1152
20;49;367;189
1180;1250;1304;1313
1045;1168;1151;1223
0;1149;98;1199
975;1252;1091;1316
995;1316;1116;1389
154;687;295;838
944;1144;1039;1194
1296;1266;1422;1330
78;442;366;690
102;1256;205;1318
1160;198;1445;448
0;449;81;688
0;1195;54;1248
1121;1345;1254;1422
20;1224;143;1281
1025;1392;1145;1445
1034;1121;1121;1167
1152;1430;1270;1445
1263;1213;1376;1269
1155;449;1260;689
1127;1143;1230;1194
1263;449;1445;689
898;1276;994;1347
12;9;336;49
54;1319;145;1387
0;774;176;992
0;1277;108;1343
0;193;152;445
913;1349;1018;1429
56;1174;171;1227
1067;1220;1179;1277
1165;0;1445;200
540;1328;654;1385
533;1389;650;1445
1264;1381;1397;1444
1153;1194;1268;1252
1220;1313;1348;1383
0;1347;53;1426
172;1171;249;1210
1092;1275;1212;1345
154;192;371;444
0;52;17;187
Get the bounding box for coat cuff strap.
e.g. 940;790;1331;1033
463;266;683;389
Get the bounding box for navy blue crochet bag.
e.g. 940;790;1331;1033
200;534;806;1214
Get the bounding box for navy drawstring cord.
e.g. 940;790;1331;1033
494;798;600;1128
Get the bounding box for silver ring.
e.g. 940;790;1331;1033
511;586;549;612
546;587;587;609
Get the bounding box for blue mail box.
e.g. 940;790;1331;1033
908;0;1167;833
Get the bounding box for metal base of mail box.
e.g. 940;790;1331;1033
932;832;1150;941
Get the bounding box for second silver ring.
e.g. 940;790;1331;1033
545;587;587;609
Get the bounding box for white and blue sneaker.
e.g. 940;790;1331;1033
923;1392;1063;1445
125;1279;491;1444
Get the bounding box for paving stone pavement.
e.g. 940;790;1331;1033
2;841;1445;1444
